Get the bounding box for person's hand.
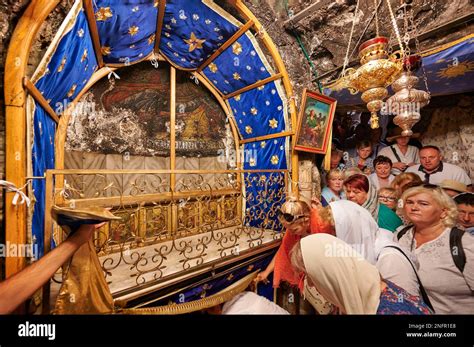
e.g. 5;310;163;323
311;198;322;209
393;162;408;171
68;222;106;247
407;162;416;167
254;270;270;285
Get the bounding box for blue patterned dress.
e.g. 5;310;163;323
377;280;432;315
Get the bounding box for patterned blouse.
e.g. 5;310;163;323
377;280;431;315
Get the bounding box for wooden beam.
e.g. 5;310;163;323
223;73;283;100
239;131;294;144
84;0;105;68
4;0;61;285
23;78;60;123
196;20;254;73
41;170;54;314
154;0;167;54
170;66;176;189
48;169;288;175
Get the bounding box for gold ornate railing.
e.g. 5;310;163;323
45;169;288;297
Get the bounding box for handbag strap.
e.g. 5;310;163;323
383;245;435;313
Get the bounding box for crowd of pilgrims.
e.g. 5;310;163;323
252;118;473;315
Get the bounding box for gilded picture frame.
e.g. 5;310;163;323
294;89;337;154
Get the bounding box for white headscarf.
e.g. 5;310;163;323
301;234;381;314
329;200;379;264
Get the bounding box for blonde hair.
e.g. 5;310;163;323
343;167;363;180
327;169;344;180
400;186;458;227
391;172;422;192
378;187;398;198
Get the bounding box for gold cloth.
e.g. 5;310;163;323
54;240;114;314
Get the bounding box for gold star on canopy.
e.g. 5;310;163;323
81;49;88;63
208;62;218;73
233;72;241;80
271;155;279;165
57;57;67;72
67;84;77;98
184;32;206;52
234;95;241;101
245;125;253;134
101;46;111;56
232;42;242;55
148;34;155;45
250;107;258;115
257;85;265;91
154;0;159;7
260;141;266;148
249;158;256;167
128;26;139;36
96;7;113;21
269;118;278;128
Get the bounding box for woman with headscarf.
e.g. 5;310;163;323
290;233;431;314
310;199;421;296
344;174;402;232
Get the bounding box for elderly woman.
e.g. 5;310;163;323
290;234;431;314
321;169;346;204
378;187;399;210
344;174;403;232
310;199;421;296
397;186;474;314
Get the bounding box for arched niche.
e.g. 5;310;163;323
4;0;298;284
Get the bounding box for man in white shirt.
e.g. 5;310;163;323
406;146;472;188
379;127;420;175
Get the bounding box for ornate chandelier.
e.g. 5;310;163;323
386;2;431;136
336;0;409;129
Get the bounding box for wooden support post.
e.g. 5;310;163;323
4;0;61;285
154;0;167;54
170;66;176;190
84;0;105;68
196;20;254;73
41;170;54;314
223;73;283;100
23;78;60;123
239;131;294;144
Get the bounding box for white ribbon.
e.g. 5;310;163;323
0;180;31;207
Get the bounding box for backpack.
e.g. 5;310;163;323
397;225;466;273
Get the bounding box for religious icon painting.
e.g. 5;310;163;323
294;89;337;154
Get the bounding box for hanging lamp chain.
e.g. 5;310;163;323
340;0;361;78
408;5;431;94
374;0;379;37
385;0;405;58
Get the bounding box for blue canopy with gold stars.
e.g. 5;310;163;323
29;0;291;257
324;34;474;106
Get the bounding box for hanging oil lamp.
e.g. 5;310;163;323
386;55;430;136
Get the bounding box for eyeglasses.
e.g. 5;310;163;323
277;210;307;223
378;195;397;202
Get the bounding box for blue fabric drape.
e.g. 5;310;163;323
35;7;98;109
243;137;287;230
31;104;56;259
159;0;239;69
94;0;158;65
228;81;286;139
